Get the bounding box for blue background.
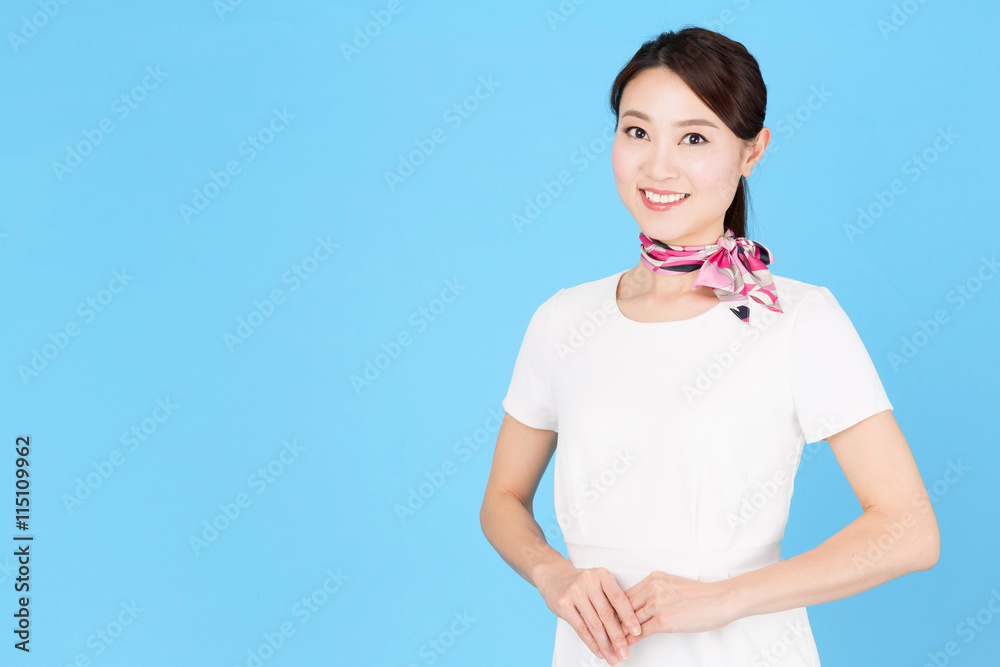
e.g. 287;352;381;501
2;0;997;665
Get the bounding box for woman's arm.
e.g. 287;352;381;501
479;413;564;584
720;409;940;619
480;413;641;665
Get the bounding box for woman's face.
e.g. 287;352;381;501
611;67;768;246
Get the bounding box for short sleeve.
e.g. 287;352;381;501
789;286;893;444
501;289;562;432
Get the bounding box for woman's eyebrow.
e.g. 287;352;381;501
620;110;720;129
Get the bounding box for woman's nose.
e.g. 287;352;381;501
645;145;680;181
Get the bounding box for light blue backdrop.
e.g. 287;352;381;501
2;0;997;665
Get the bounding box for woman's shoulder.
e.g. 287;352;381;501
770;272;822;293
770;273;834;313
769;273;858;327
542;270;622;317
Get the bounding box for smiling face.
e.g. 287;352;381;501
612;67;768;247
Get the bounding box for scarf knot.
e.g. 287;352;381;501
638;226;782;325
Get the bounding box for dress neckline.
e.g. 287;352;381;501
609;270;728;326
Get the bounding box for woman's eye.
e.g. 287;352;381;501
623;127;707;145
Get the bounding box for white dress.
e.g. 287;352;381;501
502;269;893;667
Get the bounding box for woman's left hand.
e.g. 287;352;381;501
622;571;738;645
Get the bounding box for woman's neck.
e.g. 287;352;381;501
620;264;717;300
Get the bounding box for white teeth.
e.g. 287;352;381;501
643;190;689;204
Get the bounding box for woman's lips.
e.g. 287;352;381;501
640;188;690;211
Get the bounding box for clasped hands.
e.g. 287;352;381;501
537;563;739;666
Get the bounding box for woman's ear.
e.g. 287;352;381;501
742;127;771;177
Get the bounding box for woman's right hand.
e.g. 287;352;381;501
535;562;641;665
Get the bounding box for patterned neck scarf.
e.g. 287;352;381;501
638;226;782;325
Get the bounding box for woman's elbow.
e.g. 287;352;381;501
911;521;941;572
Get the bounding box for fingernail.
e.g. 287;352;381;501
618;646;629;660
632;625;641;635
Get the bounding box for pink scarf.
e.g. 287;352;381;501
638;226;782;325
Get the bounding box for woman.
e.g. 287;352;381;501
479;26;940;666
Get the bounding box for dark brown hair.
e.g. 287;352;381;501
609;26;767;239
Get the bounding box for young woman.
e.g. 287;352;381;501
480;27;940;666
